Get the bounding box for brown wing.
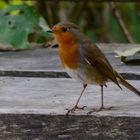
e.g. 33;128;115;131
80;39;121;88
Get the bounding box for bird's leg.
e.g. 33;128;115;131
99;85;105;110
88;85;114;114
88;85;108;114
98;85;114;111
66;84;87;115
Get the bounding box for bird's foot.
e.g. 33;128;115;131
87;106;113;115
66;105;87;115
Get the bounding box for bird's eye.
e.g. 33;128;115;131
62;27;69;32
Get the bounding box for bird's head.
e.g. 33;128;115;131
48;22;82;45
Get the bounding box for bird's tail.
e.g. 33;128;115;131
116;72;140;97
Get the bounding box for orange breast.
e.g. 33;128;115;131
58;42;79;69
53;31;80;69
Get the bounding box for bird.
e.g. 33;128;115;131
47;22;140;115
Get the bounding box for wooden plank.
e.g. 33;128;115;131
0;77;139;117
0;44;139;79
0;77;139;139
0;114;139;139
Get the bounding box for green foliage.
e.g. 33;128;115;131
0;0;32;9
0;1;140;51
0;4;48;50
0;0;7;9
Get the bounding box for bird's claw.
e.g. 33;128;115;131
66;105;87;115
87;106;113;115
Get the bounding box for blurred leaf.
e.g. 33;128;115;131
39;17;51;31
9;0;32;6
115;47;140;64
115;47;140;57
0;4;46;50
0;1;7;9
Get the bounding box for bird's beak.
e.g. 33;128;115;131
46;29;53;33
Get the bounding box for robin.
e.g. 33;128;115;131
47;22;140;115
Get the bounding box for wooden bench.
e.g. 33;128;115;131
0;44;139;139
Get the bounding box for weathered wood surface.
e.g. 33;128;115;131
0;43;139;79
0;77;139;139
0;43;140;139
0;114;139;140
0;77;139;116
